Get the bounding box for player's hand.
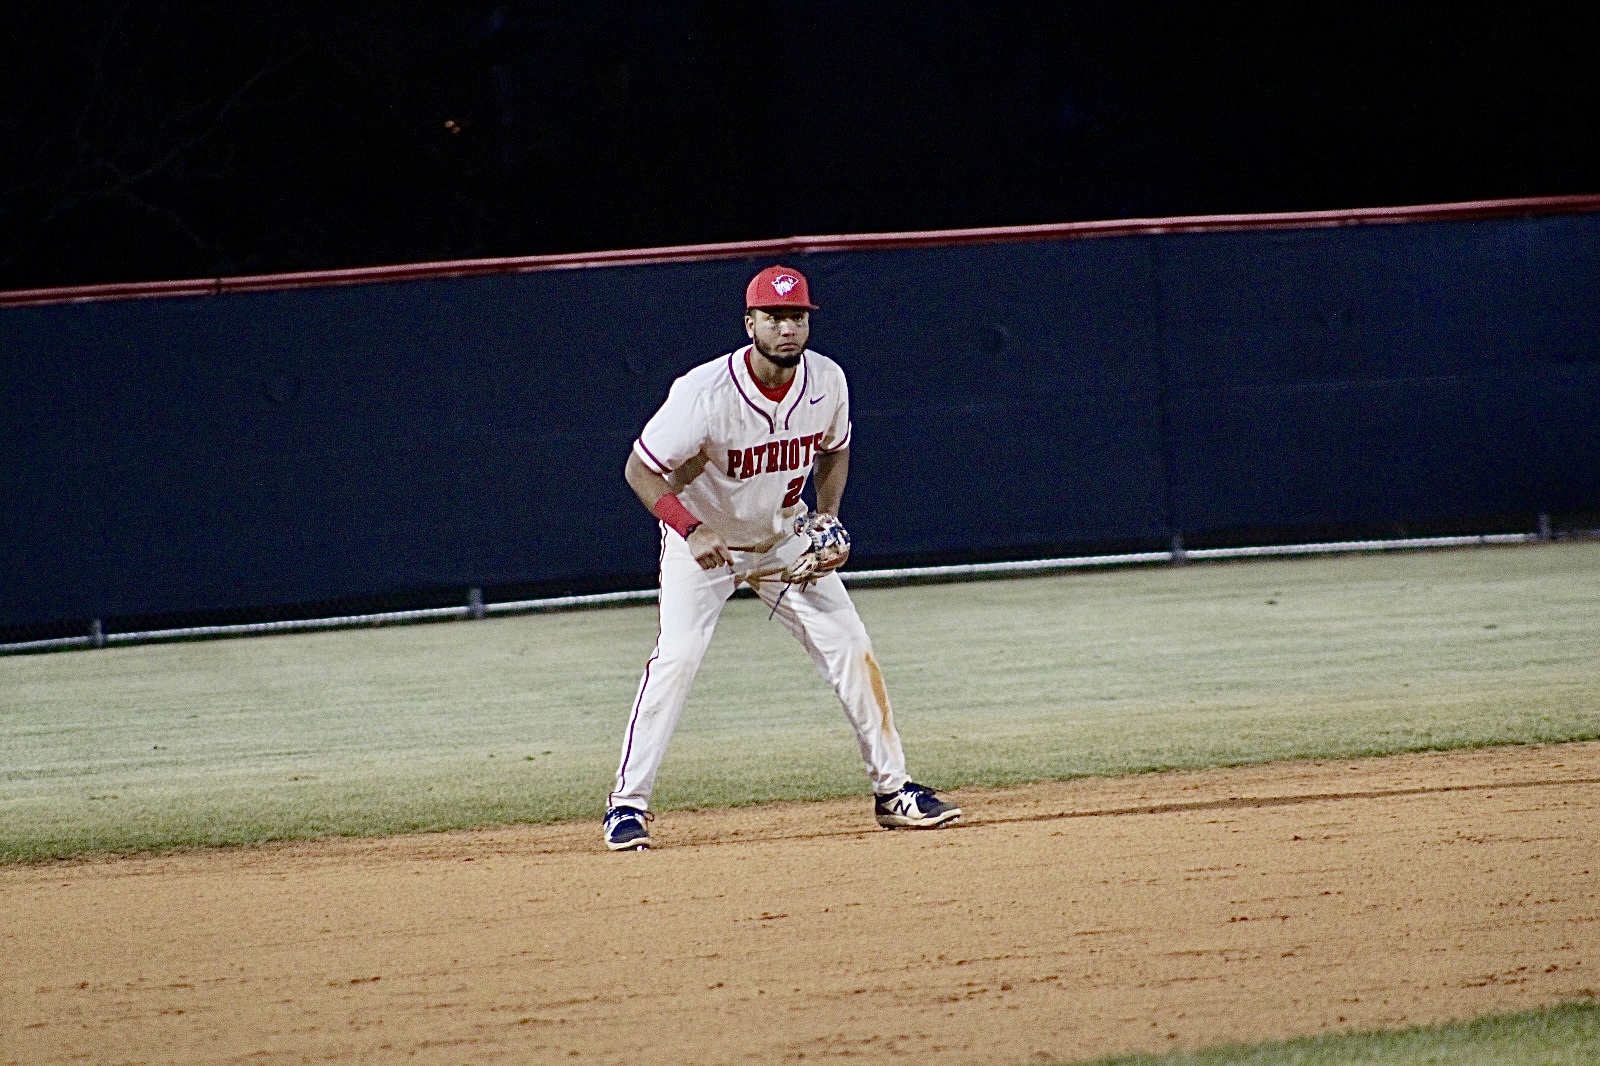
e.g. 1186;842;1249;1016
685;524;734;571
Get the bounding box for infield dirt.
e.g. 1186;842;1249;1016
4;742;1597;1065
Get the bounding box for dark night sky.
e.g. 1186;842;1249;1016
2;1;1597;291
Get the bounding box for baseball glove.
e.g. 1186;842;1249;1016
781;511;851;584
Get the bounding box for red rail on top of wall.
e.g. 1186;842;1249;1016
4;193;1600;309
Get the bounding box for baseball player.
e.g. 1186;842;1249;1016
604;264;961;850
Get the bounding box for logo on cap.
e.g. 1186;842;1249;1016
770;274;800;297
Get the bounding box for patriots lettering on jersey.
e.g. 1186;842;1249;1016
727;431;826;480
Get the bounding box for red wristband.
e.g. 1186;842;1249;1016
651;492;702;539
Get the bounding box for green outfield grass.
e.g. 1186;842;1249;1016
1;540;1598;863
1066;1001;1600;1065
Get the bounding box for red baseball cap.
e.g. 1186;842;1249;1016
745;265;819;310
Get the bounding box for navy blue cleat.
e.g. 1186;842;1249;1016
604;806;653;851
874;782;961;829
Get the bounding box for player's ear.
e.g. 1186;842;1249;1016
743;312;756;339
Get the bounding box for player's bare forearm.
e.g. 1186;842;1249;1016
624;450;732;569
624;451;673;512
812;448;849;517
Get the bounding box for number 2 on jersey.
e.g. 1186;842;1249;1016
782;476;805;509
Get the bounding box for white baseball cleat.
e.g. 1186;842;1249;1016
874;782;961;829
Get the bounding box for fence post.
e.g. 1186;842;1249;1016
468;587;486;620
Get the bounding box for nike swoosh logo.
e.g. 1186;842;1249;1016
808;394;826;405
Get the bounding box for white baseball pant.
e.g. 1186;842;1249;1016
610;527;909;810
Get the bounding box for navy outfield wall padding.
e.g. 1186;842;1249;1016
807;240;1169;555
1157;215;1600;531
3;201;1600;629
3;260;779;623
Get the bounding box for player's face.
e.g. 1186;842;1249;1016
745;308;810;368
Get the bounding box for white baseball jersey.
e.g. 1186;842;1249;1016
632;345;852;550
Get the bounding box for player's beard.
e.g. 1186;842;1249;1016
753;335;803;368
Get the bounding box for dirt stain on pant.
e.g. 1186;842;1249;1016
864;651;893;733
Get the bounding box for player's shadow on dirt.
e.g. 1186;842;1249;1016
682;776;1600;848
1016;776;1600;823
